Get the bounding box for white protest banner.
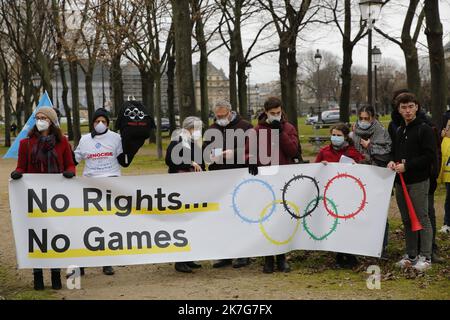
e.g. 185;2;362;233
9;163;395;269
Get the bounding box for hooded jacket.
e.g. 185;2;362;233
250;113;299;166
203;112;253;171
390;116;437;185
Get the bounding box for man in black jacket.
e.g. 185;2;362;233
203;100;253;269
388;92;436;272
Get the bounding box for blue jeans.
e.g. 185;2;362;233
445;183;450;226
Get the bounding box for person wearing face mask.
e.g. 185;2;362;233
248;96;300;274
351;106;391;166
315;124;364;164
74;107;128;276
203;100;253;269
10;107;76;291
350;106;391;260
165;116;204;273
315;124;364;269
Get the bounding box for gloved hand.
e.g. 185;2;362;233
248;164;258;176
62;171;75;179
270;120;282;131
10;171;23;180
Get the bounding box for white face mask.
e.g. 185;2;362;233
267;114;282;123
191;130;202;140
36;119;50;132
94;122;108;134
216;118;230;127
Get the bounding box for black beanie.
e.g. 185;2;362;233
92;108;110;125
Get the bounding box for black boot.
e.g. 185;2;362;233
33;269;44;291
175;262;192;273
233;258;250;268
51;269;62;290
212;259;232;268
336;253;345;268
276;254;291;272
345;254;358;268
186;261;202;269
263;256;275;274
102;266;115;275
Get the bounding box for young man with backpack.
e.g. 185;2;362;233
389;90;443;263
388;92;437;271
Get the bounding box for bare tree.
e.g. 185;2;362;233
375;0;425;100
424;0;448;124
218;0;279;119
258;0;317;130
326;0;366;122
0;19;13;147
78;0;105;130
171;0;196;121
101;0;138;117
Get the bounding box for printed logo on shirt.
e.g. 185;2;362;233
86;152;114;159
95;143;102;149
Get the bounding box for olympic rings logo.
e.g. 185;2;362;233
124;107;147;120
230;172;367;246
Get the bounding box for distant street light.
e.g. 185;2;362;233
314;49;322;123
246;62;252;120
359;0;384;107
372;46;382;115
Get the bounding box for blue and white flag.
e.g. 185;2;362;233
3;91;54;159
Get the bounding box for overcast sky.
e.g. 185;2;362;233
206;1;450;84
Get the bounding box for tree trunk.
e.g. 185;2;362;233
339;0;353;123
424;0;448;124
58;57;73;140
2;75;12;147
85;68;95;131
140;69;156;143
155;75;163;159
279;44;289;115
167;51;177;133
171;0;196;122
287;48;299;129
22;60;33;121
237;61;248;120
15;90;23;130
229;54;238;111
69;60;81;146
110;55;124;118
194;8;209;127
401;42;421;100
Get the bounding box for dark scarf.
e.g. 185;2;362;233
354;121;376;140
31;135;60;173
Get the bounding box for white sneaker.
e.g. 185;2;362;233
439;225;450;234
413;255;432;272
395;254;417;269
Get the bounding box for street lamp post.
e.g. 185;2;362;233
359;0;383;107
314;49;322;123
372;46;382;116
31;74;41;94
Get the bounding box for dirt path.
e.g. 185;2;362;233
1;155;449;300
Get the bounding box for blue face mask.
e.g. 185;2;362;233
331;135;345;146
358;120;372;130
